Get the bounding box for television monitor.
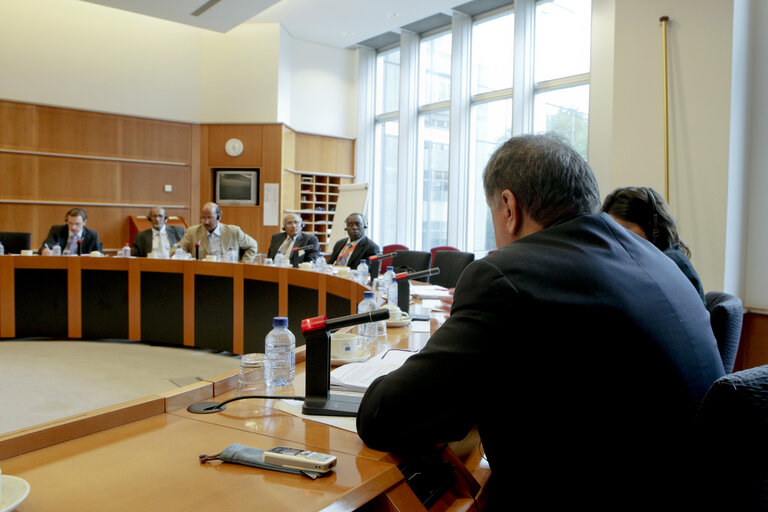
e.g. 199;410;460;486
214;169;259;206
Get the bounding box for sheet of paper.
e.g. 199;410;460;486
410;320;432;333
276;399;358;433
411;285;451;299
330;349;417;393
263;182;279;226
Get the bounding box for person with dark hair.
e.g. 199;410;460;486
602;186;705;302
39;207;101;255
132;206;185;257
327;213;379;268
178;202;258;261
356;134;724;510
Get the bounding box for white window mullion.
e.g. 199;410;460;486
513;0;535;135
448;11;472;250
398;30;420;249
356;47;377;234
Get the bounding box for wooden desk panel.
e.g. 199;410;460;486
0;256;367;355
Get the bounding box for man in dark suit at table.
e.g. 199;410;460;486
267;213;319;267
356;134;725;511
132;206;185;257
327;213;380;269
39;207;101;255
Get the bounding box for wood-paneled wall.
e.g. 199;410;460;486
0;101;356;256
0;100;199;250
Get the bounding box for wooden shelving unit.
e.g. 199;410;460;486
284;169;352;252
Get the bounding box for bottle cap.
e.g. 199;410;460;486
272;316;289;327
363;291;374;299
387;266;394;271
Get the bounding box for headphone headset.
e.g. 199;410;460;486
147;210;168;222
282;216;306;231
345;212;368;230
216;205;222;220
645;187;660;245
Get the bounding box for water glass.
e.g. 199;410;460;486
237;353;266;396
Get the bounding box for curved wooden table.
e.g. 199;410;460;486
0;255;367;354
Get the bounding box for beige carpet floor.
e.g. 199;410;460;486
0;340;241;434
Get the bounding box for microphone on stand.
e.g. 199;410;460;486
291;244;314;252
187;309;389;416
366;251;398;281
392;268;440;313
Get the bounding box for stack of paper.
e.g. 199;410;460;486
410;285;451;299
330;349;417;392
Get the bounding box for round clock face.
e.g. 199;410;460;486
225;138;243;157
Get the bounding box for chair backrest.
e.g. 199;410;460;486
430;250;474;289
706;291;744;373
692;365;768;509
0;232;31;254
380;244;408;271
429;245;458;267
391;250;432;282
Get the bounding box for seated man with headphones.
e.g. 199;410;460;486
267;213;320;266
132;206;185;257
178;202;258;261
328;212;380;268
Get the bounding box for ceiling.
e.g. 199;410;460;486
81;0;501;49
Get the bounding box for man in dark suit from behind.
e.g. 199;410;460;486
356;134;725;511
327;213;380;269
39;207;101;255
132;206;185;257
266;213;320;267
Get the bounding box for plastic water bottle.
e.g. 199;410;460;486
383;266;396;304
356;259;369;285
226;247;238;263
121;243;131;258
265;317;295;387
51;244;61;256
315;255;327;273
274;250;285;267
357;290;386;345
0;242;4;255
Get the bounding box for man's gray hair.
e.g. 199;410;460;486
483;134;600;228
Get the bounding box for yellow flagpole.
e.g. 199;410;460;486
660;16;670;202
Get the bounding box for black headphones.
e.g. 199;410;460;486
282;216;306;231
216;205;222;220
645;187;660;245
345;212;368;230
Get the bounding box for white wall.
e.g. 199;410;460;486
287;38;359;139
590;0;734;294
0;0;204;122
0;0;358;137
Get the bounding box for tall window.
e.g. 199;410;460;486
373;48;400;246
468;12;515;253
366;0;592;254
417;32;452;249
533;0;591;157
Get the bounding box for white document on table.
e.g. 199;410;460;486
411;285;451;299
330;349;417;393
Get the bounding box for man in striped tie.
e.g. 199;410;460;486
39;207;101;255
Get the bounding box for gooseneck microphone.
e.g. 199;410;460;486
291;244;314;252
187;309;390;416
367;251;398;262
395;267;440;281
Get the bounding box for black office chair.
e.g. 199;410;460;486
430;250;474;289
0;232;31;254
692;365;768;510
706;291;744;373
391;250;431;282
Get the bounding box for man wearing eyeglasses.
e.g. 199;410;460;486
178;202;258;261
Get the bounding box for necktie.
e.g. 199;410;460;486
337;243;354;265
278;236;294;256
68;233;79;254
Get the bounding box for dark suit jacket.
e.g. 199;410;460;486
132;225;185;257
664;243;706;304
357;213;725;510
40;225;101;254
266;232;320;267
328;236;380;269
